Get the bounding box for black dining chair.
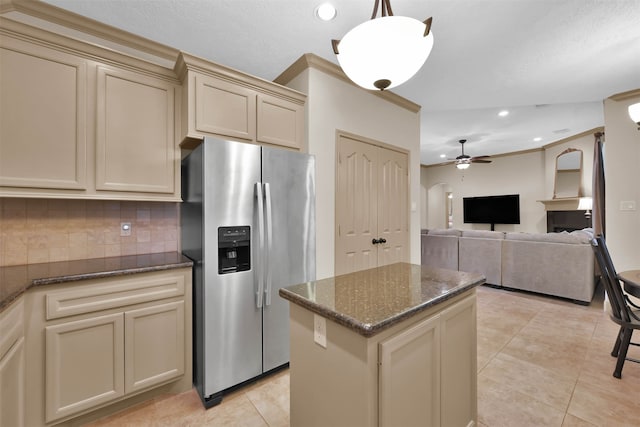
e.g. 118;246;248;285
591;235;640;378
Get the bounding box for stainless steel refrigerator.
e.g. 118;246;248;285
181;137;315;407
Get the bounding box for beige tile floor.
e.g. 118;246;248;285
86;285;640;426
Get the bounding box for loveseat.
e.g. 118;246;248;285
420;228;596;303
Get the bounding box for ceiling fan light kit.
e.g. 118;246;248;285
629;102;640;130
331;0;433;91
453;139;492;170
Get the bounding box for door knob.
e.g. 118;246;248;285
380;238;387;244
372;238;380;245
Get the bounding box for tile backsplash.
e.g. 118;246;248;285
0;198;179;267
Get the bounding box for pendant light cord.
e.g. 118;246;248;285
371;0;394;19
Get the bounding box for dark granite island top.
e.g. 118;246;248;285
279;262;485;337
0;252;193;313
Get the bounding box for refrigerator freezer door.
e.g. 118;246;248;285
202;139;263;397
261;147;316;371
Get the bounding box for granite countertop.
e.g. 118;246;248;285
0;252;193;313
279;262;485;337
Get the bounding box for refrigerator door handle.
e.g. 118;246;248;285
264;182;273;306
255;182;265;308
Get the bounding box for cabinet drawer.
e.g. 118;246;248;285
46;273;185;320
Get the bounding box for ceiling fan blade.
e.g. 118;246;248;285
471;155;491;160
471;159;492;163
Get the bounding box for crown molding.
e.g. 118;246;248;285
608;88;640;101
175;51;306;104
275;53;421;114
0;16;179;82
1;0;179;62
542;127;604;149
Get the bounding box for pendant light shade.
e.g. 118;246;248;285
629;102;640;129
332;0;434;91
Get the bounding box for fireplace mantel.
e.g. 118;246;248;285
538;198;581;211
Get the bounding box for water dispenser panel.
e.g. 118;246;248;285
218;226;250;274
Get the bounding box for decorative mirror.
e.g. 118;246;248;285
553;148;582;198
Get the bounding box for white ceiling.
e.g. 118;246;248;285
42;0;640;165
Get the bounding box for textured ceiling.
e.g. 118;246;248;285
42;0;640;164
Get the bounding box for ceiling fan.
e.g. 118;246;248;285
451;139;492;169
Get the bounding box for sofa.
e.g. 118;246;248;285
421;228;596;303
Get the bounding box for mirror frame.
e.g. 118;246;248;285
553;148;583;199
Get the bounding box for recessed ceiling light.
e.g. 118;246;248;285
498;110;509;117
315;3;337;21
439;154;446;158
533;137;542;142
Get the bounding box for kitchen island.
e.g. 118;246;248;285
279;262;485;427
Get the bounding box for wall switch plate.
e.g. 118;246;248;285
120;222;132;236
313;314;327;348
620;201;636;211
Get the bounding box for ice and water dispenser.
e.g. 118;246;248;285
218;226;250;274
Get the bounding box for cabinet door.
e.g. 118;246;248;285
0;299;25;427
124;301;184;394
440;294;477;427
0;337;25;427
0;36;87;190
379;314;441;427
256;93;303;149
96;65;176;193
194;73;256;140
45;313;124;423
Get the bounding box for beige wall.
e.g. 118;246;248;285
0;198;179;267
421;128;603;233
422;150;547;233
286;67;421;280
604;89;640;272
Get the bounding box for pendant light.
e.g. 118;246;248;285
332;0;434;91
629;102;640;130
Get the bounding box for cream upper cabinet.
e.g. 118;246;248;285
175;52;306;150
0;18;181;201
193;73;256;140
96;65;177;194
0;34;87;191
256;93;304;149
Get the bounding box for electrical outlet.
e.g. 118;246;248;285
314;314;327;348
620;201;636;211
120;222;132;236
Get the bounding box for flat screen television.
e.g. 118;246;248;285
463;194;520;230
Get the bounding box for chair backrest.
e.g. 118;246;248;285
591;235;631;323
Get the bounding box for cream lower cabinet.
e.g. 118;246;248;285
23;268;192;426
379;293;477;427
45;313;125;422
0;299;26;427
45;302;184;422
289;291;477;427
